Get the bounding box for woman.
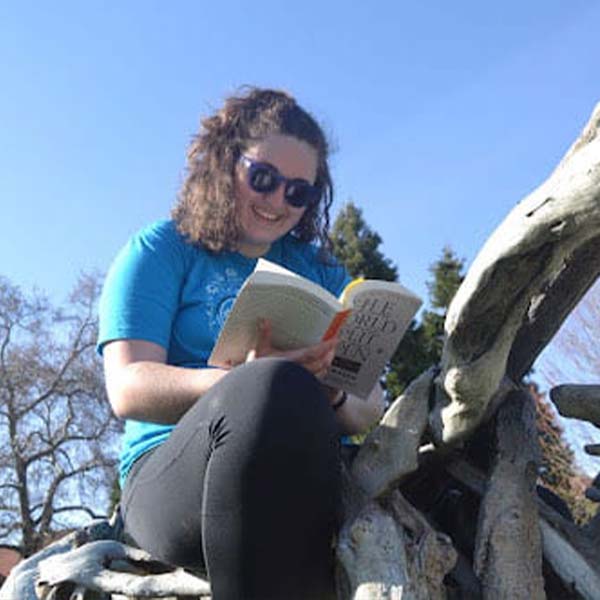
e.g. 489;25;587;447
98;87;384;599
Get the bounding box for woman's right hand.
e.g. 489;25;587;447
245;319;338;380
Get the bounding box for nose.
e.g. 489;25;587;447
263;182;288;209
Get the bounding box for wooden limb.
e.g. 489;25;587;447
473;390;545;599
431;103;600;444
351;369;433;499
585;444;600;456
583;512;600;546
539;521;600;600
447;458;600;598
507;237;600;378
0;518;120;600
336;491;456;600
585;486;600;503
35;539;211;598
549;384;600;427
336;499;411;600
0;534;75;600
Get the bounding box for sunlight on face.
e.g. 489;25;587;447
235;133;318;257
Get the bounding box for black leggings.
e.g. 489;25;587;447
121;358;342;600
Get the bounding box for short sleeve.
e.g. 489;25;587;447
97;220;191;355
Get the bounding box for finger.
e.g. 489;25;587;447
314;369;327;381
301;353;335;379
254;318;274;356
286;338;337;364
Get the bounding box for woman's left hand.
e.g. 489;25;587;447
245;318;338;380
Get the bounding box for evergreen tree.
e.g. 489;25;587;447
330;202;397;281
387;247;465;398
427;247;465;310
329;203;465;400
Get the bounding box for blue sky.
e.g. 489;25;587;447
2;2;600;472
2;0;598;305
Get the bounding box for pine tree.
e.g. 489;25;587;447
330;202;397;281
387;247;465;398
329;204;465;400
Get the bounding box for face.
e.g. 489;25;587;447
235;133;319;257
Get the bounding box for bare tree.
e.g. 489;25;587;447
0;273;121;557
539;280;600;384
536;280;600;477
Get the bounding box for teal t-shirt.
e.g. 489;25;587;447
98;220;350;485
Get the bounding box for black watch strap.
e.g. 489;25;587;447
332;391;348;411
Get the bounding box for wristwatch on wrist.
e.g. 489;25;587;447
332;390;348;411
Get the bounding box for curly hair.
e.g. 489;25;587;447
171;87;334;254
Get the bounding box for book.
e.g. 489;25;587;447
208;258;422;398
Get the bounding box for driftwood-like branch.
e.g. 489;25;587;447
473;390;545;599
351;369;433;499
447;457;600;600
538;520;600;600
35;540;211;599
430;103;600;444
336;491;456;600
0;519;119;600
585;444;600;456
549;384;600;427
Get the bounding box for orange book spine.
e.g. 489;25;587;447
321;309;352;341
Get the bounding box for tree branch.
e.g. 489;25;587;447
34;462;104;533
51;505;104;520
431;102;600;444
549;384;600;427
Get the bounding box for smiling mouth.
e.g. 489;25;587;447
252;205;282;223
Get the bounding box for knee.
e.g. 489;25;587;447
242;357;324;405
230;358;337;439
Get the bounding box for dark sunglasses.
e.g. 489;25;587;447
240;155;321;208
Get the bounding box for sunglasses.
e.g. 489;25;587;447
240;155;321;208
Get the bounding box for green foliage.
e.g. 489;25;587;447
330;202;465;401
330;202;398;281
427;246;464;310
385;321;433;399
389;247;465;397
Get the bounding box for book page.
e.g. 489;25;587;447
209;282;341;367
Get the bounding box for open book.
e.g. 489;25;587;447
208;259;422;398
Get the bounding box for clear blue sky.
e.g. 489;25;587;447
2;2;599;473
2;0;598;305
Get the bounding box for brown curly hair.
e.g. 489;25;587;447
172;87;334;253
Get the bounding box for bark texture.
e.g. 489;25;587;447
473;390;545;599
430;102;600;444
550;385;600;427
351;369;433;499
336;492;456;600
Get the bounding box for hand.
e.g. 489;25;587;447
245;318;338;380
